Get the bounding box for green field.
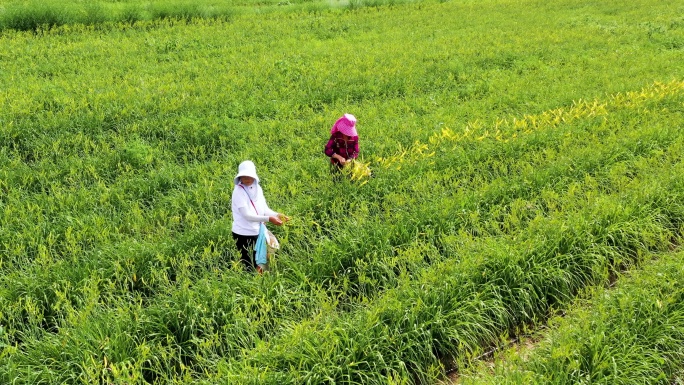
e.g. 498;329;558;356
456;248;684;385
1;0;684;383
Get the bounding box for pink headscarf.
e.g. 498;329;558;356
330;113;357;137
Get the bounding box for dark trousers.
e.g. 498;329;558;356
232;232;258;271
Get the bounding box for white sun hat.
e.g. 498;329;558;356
234;160;260;185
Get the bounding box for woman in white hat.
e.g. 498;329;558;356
232;160;288;272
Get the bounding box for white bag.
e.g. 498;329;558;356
266;230;280;256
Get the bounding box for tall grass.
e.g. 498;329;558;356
459;248;684;384
0;0;424;32
1;0;684;383
206;156;684;383
0;1;236;31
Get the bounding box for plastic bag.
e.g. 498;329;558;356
255;226;280;274
266;230;280;256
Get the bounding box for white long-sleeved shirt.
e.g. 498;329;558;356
231;183;278;236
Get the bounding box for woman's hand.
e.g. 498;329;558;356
269;216;283;226
333;154;346;165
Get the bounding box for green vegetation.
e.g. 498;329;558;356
0;0;235;31
1;0;684;383
458;248;684;385
0;0;413;32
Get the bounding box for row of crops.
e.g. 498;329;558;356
203;82;684;383
3;81;684;383
0;0;386;33
2;0;684;383
460;248;684;384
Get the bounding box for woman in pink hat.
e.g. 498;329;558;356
324;113;359;173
